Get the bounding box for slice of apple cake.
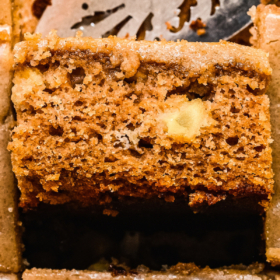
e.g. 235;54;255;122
9;32;273;209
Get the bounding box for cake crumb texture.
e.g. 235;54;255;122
9;32;273;208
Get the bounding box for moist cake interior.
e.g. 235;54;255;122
10;36;273;210
21;198;265;271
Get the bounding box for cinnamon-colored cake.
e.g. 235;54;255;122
250;3;280;266
12;0;51;44
0;0;22;273
9;32;273;208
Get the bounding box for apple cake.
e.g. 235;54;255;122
0;0;22;273
249;3;280;266
12;0;51;44
9;32;273;209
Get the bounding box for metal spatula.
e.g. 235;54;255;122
36;0;260;42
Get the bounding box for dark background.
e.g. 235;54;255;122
21;197;265;270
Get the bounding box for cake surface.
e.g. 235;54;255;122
0;0;22;273
250;3;280;266
9;32;273;208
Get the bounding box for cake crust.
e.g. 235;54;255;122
22;264;272;280
9;32;274;208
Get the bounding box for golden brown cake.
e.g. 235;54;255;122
21;264;276;280
0;0;22;273
9;32;273;209
249;3;280;266
12;0;51;44
0;274;18;280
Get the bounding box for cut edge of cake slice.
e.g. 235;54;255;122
9;32;273;210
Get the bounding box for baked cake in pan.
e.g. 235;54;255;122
9;32;273;208
250;3;280;266
0;0;22;273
